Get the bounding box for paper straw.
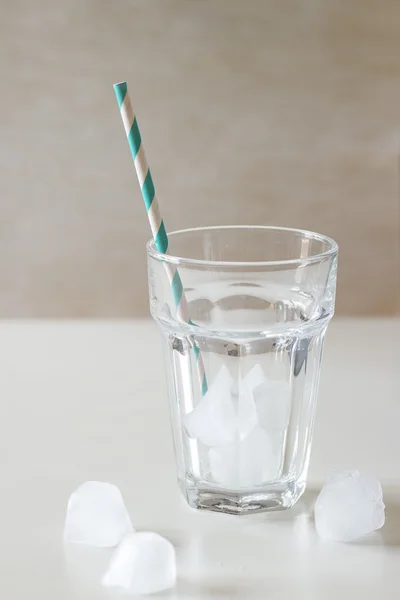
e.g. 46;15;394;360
113;82;207;395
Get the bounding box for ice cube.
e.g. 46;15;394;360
253;380;291;431
183;365;237;446
243;363;266;391
64;481;134;547
314;470;385;542
209;426;281;487
102;532;176;595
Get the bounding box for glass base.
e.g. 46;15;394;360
182;478;306;515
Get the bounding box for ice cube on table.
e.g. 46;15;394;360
314;470;385;542
102;532;176;595
209;426;281;487
183;365;237;446
64;481;134;547
253;380;291;431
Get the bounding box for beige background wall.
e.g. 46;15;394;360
1;0;399;317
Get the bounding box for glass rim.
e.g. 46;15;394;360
147;225;338;268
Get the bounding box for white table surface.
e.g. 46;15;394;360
0;318;399;599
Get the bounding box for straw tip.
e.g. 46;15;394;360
113;81;128;107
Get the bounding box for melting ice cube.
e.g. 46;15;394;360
208;426;281;487
314;470;385;542
102;532;176;595
64;481;134;547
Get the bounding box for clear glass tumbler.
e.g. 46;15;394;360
148;226;338;515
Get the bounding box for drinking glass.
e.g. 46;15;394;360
148;226;338;514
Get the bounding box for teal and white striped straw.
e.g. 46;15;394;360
113;81;207;395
